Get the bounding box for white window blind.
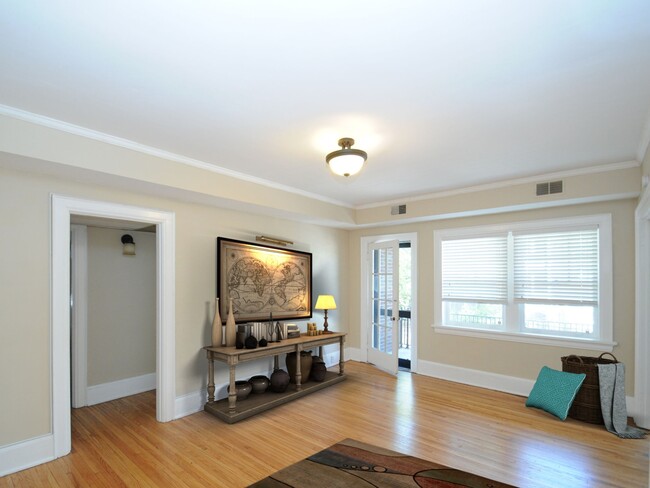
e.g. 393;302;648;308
513;228;598;305
441;236;507;302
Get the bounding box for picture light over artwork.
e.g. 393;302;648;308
255;235;294;247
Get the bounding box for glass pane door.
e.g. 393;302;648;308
367;240;399;374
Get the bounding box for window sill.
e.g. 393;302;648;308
432;324;616;352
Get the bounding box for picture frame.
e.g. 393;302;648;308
217;237;312;323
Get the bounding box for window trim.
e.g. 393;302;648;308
433;214;615;351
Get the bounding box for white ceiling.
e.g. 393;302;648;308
2;1;650;207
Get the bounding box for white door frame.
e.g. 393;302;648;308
70;225;88;408
635;188;650;429
51;194;176;458
360;232;418;373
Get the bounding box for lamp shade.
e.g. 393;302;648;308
315;295;337;310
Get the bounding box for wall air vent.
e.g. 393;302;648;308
536;180;563;196
391;204;406;215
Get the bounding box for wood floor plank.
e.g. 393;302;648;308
0;361;647;487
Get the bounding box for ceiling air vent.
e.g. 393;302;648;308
391;204;406;215
536;180;563;196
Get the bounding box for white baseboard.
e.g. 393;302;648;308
345;347;364;363
175;388;207;419
417;359;535;397
87;372;156;406
1;357;639;478
415;359;636;417
0;435;54;477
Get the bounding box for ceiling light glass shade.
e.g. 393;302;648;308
325;138;367;177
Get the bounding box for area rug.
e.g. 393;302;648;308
248;438;515;487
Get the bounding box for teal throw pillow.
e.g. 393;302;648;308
526;366;586;420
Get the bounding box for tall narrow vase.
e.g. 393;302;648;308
211;297;222;347
225;298;236;347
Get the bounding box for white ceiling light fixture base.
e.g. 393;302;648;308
325;138;368;177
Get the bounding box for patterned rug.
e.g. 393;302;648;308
249;438;515;487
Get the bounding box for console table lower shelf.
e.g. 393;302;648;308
204;371;345;423
203;332;347;424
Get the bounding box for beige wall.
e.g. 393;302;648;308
87;228;156;386
0;113;643;451
0;167;348;446
348;199;637;392
0;114;356;227
355;164;640;227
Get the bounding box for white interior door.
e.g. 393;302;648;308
367;240;399;374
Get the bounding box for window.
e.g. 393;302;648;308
434;215;614;350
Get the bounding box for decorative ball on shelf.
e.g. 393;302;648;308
245;335;258;349
258;337;268;347
311;356;327;382
270;368;290;392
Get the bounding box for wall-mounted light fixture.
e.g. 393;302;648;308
121;234;135;255
325;137;367;177
256;235;294;247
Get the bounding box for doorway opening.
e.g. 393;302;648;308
70;220;157;409
360;232;417;375
398;241;412;371
635;188;650;428
51;195;175;459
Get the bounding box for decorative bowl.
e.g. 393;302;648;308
249;375;270;394
235;380;252;400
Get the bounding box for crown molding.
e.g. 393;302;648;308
0;104;642;214
354;192;640;229
0;104;353;209
356;160;641;210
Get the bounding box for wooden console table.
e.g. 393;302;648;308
203;332;346;423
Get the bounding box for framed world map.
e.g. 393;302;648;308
217;237;313;323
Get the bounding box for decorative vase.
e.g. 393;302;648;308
249;375;269;394
235;380;252;400
286;350;313;384
211;297;223;347
245;335;258;349
270;368;290;392
225;298;236;347
311;356;327;382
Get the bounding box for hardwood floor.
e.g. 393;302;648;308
1;361;648;487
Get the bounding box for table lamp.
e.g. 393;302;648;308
315;295;336;334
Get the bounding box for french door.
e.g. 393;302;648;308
367;240;399;374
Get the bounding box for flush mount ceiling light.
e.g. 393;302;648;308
325;137;367;177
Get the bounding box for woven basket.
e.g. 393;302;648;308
560;353;618;424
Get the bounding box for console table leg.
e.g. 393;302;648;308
207;357;215;403
295;345;302;391
228;364;237;413
339;336;345;376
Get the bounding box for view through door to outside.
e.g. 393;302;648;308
398;242;412;370
367;238;413;375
